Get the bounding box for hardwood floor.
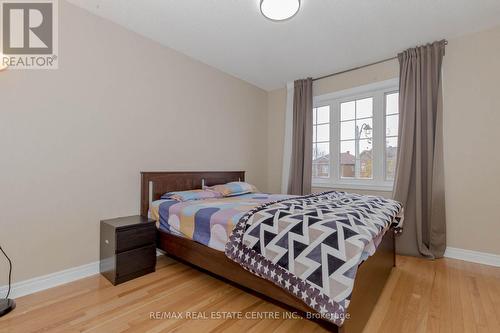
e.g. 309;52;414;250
1;255;499;333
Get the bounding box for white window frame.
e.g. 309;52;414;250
312;78;399;192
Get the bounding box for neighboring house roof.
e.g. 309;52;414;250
360;150;372;161
313;155;330;163
341;152;355;165
313;146;398;164
313;152;355;165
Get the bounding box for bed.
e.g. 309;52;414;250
141;171;401;333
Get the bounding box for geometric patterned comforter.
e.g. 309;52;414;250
151;193;292;251
225;191;403;326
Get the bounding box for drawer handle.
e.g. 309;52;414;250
105;239;109;245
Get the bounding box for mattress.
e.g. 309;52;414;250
150;193;292;251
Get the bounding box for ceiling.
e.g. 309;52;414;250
67;0;500;90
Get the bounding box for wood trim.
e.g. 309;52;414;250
343;231;394;333
140;171;245;217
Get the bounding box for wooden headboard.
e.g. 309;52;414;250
140;171;245;217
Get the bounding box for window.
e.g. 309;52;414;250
312;106;330;178
385;92;399;180
312;79;399;191
340;98;373;179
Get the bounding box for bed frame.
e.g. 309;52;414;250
140;171;395;333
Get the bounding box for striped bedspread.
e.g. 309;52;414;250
150;193;292;251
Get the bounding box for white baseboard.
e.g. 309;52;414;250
444;247;500;267
0;260;100;299
0;250;165;299
2;247;496;300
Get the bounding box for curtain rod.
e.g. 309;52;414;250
312;40;448;82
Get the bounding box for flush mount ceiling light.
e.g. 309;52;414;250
260;0;300;22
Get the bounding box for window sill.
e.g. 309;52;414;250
312;182;394;192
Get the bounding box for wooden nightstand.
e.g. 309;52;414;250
100;216;156;285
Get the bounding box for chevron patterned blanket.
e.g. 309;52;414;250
225;191;403;326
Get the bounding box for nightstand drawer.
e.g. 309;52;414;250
116;244;156;278
116;225;156;253
100;215;156;285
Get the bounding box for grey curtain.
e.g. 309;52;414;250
394;40;447;258
288;78;313;195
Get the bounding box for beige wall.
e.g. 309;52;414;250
442;26;500;255
312;60;399;96
266;88;287;194
0;1;268;285
267;25;500;256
